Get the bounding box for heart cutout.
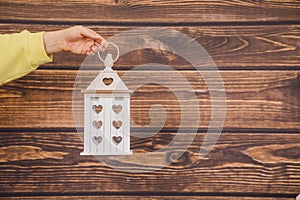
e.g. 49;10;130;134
92;136;102;145
112;105;122;114
112;120;122;129
92;105;103;114
103;77;113;86
112;136;122;144
92;120;103;129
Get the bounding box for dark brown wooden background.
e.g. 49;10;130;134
0;1;300;199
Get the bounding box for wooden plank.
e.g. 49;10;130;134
0;1;299;23
1;24;300;69
1;196;294;200
0;70;299;130
0;131;299;193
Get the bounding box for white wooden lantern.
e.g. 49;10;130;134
81;42;132;155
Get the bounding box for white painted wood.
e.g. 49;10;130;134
81;61;132;155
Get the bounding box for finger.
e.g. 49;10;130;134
91;45;98;53
101;41;109;48
95;38;106;44
96;41;108;52
98;45;107;52
86;49;96;56
80;27;105;42
81;40;95;55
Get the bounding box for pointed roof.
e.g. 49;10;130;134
82;69;129;94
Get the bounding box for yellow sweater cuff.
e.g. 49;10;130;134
28;31;53;68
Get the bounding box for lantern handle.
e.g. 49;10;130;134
97;42;120;63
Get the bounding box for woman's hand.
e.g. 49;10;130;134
43;26;107;55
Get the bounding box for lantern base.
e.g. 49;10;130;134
80;150;132;156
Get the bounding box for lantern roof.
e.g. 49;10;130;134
82;69;129;94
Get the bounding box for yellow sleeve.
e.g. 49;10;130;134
0;30;53;85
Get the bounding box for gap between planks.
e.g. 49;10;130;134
0;19;300;27
0;128;300;134
0;192;297;199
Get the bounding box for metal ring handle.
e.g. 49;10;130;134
97;42;120;63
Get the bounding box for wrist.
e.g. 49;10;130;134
43;30;65;54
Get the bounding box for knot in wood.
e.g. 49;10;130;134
166;151;191;166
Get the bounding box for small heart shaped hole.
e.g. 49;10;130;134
112;136;122;144
92;105;103;114
103;77;113;86
112;105;122;114
92;136;102;145
112;120;122;129
92;120;103;129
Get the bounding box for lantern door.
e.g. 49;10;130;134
81;93;131;155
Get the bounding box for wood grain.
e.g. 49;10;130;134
0;0;299;23
1;24;300;69
0;131;299;194
1;0;299;199
1;196;294;200
0;70;299;130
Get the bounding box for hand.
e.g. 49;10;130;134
43;26;107;55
